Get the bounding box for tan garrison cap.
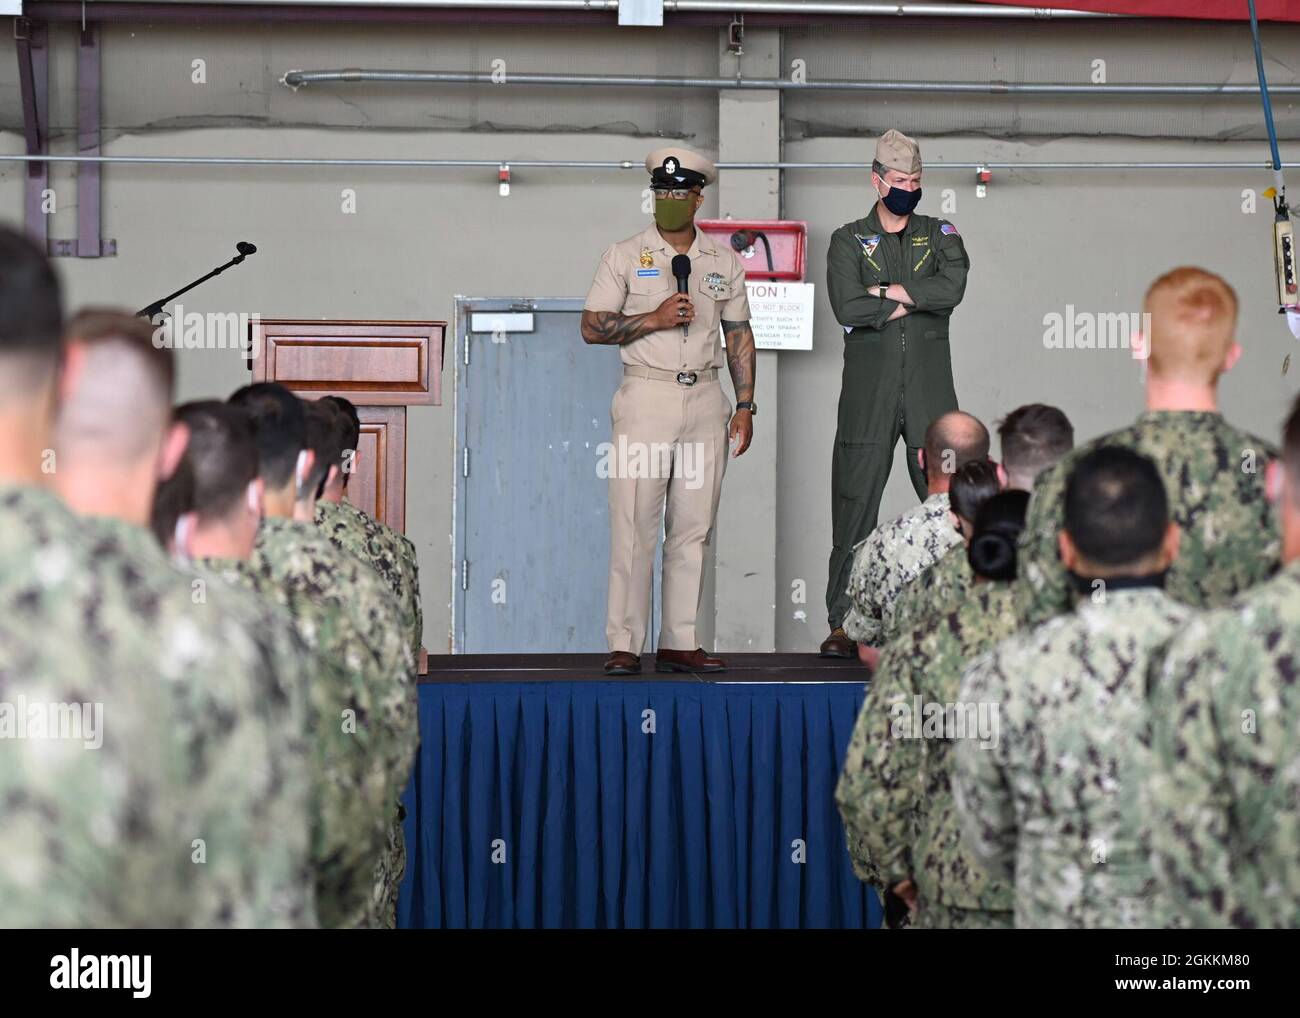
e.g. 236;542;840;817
646;146;717;188
875;129;922;175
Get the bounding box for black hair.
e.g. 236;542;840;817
949;459;1001;523
322;395;362;453
176;401;259;520
227;382;305;490
0;225;63;360
998;404;1074;483
150;452;194;550
968;489;1030;581
303;398;345;498
1063;446;1169;567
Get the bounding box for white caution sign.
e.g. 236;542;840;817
743;281;815;351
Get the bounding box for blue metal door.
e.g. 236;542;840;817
454;298;661;653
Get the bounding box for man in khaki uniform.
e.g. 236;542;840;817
582;146;757;676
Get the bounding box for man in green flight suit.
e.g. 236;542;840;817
820;129;972;658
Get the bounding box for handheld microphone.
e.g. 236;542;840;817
671;254;692;337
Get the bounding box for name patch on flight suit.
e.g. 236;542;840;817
636;269;661;277
703;271;727;295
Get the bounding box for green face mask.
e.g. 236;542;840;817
654;197;695;231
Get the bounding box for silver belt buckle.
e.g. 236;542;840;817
676;370;698;386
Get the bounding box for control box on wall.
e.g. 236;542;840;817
696;220;807;281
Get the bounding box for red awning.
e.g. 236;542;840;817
971;1;1300;22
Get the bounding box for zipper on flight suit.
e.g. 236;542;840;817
893;228;907;431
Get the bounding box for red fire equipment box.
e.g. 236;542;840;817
696;219;807;282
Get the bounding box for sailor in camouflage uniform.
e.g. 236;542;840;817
153;399;392;929
311;396;422;659
890;459;997;638
231;383;419;929
1017;269;1278;629
50;310;315;928
956;448;1186;929
1145;396;1300;928
0;234;197;929
303;397;420;928
839;411;988;655
897;405;1074;635
837;490;1027;928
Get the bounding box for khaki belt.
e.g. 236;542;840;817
623;366;719;386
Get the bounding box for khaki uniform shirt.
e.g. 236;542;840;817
584;221;751;372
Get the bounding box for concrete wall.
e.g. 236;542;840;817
3;16;1298;653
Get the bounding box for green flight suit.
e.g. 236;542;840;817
824;202;970;628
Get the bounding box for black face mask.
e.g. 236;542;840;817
880;185;922;216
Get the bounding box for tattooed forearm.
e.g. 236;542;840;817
581;310;656;346
721;319;756;403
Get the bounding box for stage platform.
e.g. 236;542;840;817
400;650;879;928
419;651;866;683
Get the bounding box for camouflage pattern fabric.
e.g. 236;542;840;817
249;515;419;928
842;492;962;647
313;499;421;929
0;484;314;927
955;585;1190;929
891;541;973;641
194;554;394;928
1016;411;1278;628
87;516;317;929
315;498;423;660
836;582;1018;928
912;903;1013;930
1146;561;1300;928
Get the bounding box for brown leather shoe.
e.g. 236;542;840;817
655;647;726;674
819;627;855;659
604;651;641;676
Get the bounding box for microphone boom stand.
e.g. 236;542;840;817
136;242;257;320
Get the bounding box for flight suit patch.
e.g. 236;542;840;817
855;233;881;259
941;223;959;236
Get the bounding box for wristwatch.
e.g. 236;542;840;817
736;400;757;415
876;281;891;299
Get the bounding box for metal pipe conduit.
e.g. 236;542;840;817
280;68;1300;95
2;155;1296;170
77;0;1120;16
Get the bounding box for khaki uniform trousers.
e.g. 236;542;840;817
606;368;731;654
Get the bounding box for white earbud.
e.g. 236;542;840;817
173;513;194;564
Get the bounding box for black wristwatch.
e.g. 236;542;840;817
876;281;891;299
736;400;757;415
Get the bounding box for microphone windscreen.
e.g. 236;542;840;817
671;254;691;280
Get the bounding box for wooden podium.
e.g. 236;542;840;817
248;319;445;534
